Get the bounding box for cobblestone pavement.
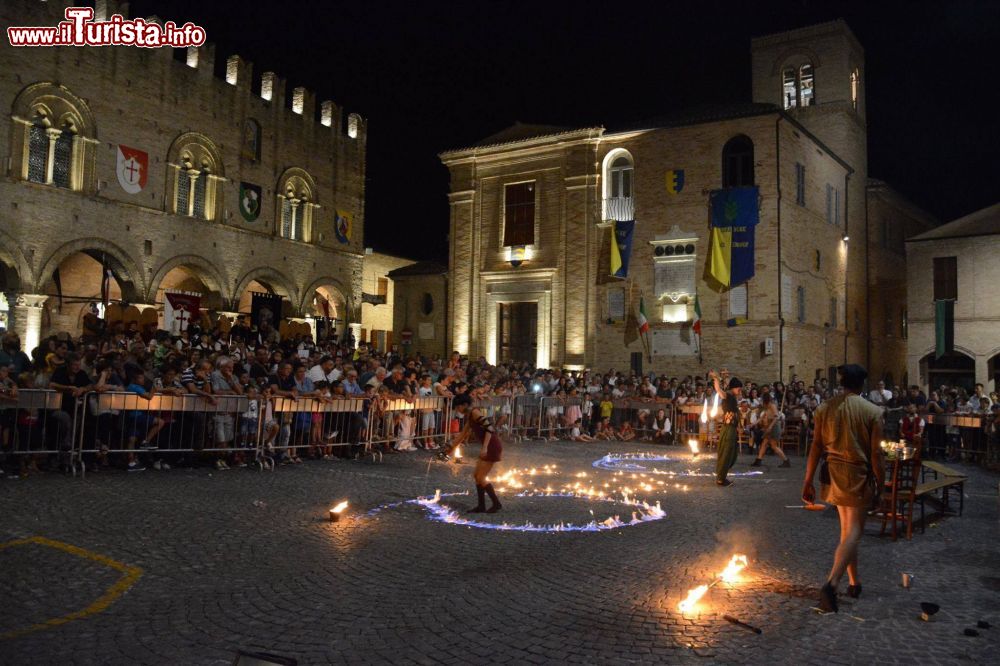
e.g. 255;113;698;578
1;441;998;665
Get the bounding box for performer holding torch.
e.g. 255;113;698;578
709;369;743;487
451;394;503;513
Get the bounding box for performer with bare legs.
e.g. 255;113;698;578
451;394;503;513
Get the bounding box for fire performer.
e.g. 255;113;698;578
801;364;884;613
451;394;503;513
708;369;742;487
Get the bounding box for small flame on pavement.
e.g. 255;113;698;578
678;585;709;613
677;553;750;614
688;439;699;455
331;500;349;514
719;554;749;583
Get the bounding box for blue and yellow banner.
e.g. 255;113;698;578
610;220;635;278
708;187;759;288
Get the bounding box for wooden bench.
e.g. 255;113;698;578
917;461;967;516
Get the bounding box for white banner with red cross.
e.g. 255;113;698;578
164;291;201;335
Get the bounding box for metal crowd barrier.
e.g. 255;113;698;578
366;395;452;454
269;396;368;464
510;394;542;441
472;395;514;437
538;396;585;440
1;389;83;475
77;391;254;476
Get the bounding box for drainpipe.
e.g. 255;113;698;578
775;115;784;384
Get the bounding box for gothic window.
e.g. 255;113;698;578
276;168;317;242
167;133;224;221
503;181;535;247
52;129;73;188
27;122;48;183
722;135;754;188
850;69;860;110
13;84;96;192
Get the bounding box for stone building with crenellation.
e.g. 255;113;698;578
441;20;936;384
0;0;368;351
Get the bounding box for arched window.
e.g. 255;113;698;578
166;133;224;221
781;63;816;109
12;83;97;191
722;135;754;188
276;168;317;242
601;148;634;221
850;68;860;110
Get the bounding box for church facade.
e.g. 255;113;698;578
0;0;367;351
441;20;935;384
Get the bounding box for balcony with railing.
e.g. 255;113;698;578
603;196;635;222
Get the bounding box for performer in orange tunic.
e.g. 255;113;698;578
451;394;502;513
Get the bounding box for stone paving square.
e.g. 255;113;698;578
1;440;998;665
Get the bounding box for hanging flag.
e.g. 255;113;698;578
251;291;283;333
726;317;748;327
52;267;63;313
708;187;759;288
637;296;649;335
163;291;202;335
239;182;262;222
335;210;353;244
116;145;148;194
609;220;635;278
934;299;954;359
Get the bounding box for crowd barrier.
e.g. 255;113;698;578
0;389;83;475
472;395;514;437
269;396;367;464
510;394;542;441
367;395;452;456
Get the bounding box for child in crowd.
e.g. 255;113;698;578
569;418;595;442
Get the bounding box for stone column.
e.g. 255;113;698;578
12;294;48;354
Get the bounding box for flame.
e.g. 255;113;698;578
331;500;349;514
678;584;709;613
688;439;699;455
718;554;749;583
454;446;462;458
700;398;708;423
709;391;720;418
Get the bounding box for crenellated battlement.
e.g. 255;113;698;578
13;0;366;142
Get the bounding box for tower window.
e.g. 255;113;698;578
27;123;48;183
799;64;814;107
850;69;860;111
722;135;754;188
781;63;815;109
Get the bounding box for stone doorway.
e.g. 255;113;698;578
498;301;537;364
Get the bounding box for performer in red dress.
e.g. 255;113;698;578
452;394;503;513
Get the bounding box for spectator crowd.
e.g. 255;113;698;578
1;314;998;476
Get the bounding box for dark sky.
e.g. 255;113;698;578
133;0;999;262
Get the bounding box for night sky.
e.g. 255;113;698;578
132;0;999;262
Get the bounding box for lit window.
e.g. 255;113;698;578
168;135;223;221
799;64;814;107
782;69;797;109
276;169;316;242
602;150;634;221
850;69;860;110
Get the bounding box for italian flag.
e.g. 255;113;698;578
638;296;649;334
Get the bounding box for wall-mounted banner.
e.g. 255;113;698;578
665;169;685;195
239;182;261;222
708;186;759;288
335;210;353;244
116;144;148;194
164;291;201;335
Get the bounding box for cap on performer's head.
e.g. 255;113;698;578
838;364;868;392
728;376;744;389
